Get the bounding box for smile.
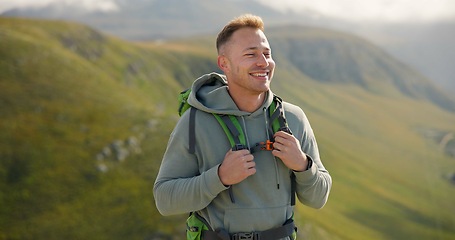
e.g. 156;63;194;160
250;72;269;77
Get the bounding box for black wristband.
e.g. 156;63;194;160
305;154;313;170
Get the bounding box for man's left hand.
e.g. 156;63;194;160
272;131;308;172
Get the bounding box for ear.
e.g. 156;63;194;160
217;55;230;73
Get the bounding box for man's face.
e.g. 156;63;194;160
218;27;275;96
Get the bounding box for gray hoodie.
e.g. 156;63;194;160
154;72;331;235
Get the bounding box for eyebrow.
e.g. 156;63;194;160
242;46;271;52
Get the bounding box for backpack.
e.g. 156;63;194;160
179;88;298;240
178;88;297;205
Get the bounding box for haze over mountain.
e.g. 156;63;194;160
266;25;455;112
2;0;455;97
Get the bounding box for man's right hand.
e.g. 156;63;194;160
218;149;255;186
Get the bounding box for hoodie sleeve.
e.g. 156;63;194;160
294;134;332;209
153;111;228;216
285;103;332;209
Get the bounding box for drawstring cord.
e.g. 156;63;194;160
241;116;251;150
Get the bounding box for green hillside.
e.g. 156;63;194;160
1;17;455;240
267;25;455;112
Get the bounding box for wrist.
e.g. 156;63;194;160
217;164;230;187
305;155;313;170
293;154;313;172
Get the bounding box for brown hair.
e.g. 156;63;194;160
216;14;264;54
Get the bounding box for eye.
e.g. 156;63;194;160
245;53;255;57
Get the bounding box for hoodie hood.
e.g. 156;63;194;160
187;72;274;117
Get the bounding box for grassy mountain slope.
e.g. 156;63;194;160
276;79;455;239
1;18;455;240
267;25;455;113
0;17;202;239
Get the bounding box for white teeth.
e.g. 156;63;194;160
251;73;267;77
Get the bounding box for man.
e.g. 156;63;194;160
154;14;331;239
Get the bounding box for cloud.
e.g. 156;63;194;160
257;0;455;23
0;0;119;13
1;0;454;23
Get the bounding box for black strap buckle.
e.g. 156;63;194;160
279;126;292;135
232;144;246;151
232;232;259;240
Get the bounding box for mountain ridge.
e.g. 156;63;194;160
0;0;311;40
266;25;455;112
4;0;454;97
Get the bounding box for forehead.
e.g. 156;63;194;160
229;27;270;51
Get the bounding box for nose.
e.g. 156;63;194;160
256;54;269;67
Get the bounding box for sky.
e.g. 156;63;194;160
258;0;455;23
0;0;119;13
0;0;454;23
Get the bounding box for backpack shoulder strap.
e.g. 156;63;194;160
188;107;197;154
178;89;192;117
213;114;247;151
187;108;247;154
269;95;292;135
270;95;297;206
290;172;296;206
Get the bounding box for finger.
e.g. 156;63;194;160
273;142;285;151
237;149;250;154
272;149;283;158
274;135;290;146
245;161;256;169
244;154;254;161
241;155;251;164
274;130;291;139
246;163;256;174
228;150;248;160
229;148;248;154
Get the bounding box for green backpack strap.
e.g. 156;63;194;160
178;89;192;117
186;108;247;154
269;100;280;134
269;95;292;135
212;114;246;204
213;114;247;151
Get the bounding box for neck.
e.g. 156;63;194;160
228;89;266;113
